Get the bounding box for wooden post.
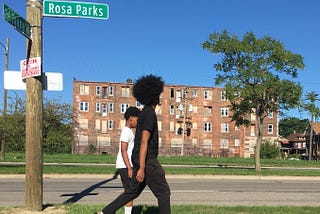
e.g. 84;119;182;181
25;0;43;211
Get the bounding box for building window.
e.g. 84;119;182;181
102;103;107;115
204;106;212;116
221;91;227;101
121;103;129;113
221;107;229;117
102;121;107;133
204;122;212;132
170;88;174;98
102;87;107;98
169;121;174;131
204;90;212;100
221;123;229;133
109;86;114;96
96;86;101;95
79;102;89;112
108;120;114;129
268;110;273;118
136;101;143;108
96;103;100;112
268;124;273;134
176;90;181;102
220;139;229;148
121;87;130;97
108;103;114;113
235;139;240;147
193;89;198;97
95;119;100;130
170;105;174;114
80;85;89;95
79;119;88;129
250;125;255;136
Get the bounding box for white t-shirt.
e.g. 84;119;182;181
115;126;134;169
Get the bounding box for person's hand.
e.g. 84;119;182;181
127;168;133;179
136;168;145;183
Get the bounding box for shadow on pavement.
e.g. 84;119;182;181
61;170;120;204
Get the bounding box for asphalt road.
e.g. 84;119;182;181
1;174;320;207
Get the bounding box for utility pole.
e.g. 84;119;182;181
0;38;9;160
25;0;43;211
181;88;188;156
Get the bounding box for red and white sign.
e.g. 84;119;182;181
20;57;41;79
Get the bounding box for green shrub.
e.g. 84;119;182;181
260;140;280;159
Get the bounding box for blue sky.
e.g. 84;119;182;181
1;0;319;119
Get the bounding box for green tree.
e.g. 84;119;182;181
0;96;73;154
43;98;73;153
302;91;320;161
203;30;304;172
279;117;309;137
0;94;26;153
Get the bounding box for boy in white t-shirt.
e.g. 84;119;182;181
115;106;140;214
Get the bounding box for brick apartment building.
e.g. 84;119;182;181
73;79;278;158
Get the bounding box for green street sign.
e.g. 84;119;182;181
43;0;109;20
3;4;31;39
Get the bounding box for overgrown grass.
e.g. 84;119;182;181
1;204;320;214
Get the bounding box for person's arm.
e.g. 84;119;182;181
121;142;133;179
136;130;150;183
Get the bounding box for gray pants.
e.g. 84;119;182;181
102;159;171;214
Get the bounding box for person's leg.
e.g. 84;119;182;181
101;170;145;214
118;168;133;214
146;159;171;214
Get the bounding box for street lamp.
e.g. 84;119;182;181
0;38;9;160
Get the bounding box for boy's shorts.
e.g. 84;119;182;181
117;168;131;190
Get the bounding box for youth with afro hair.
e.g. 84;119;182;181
98;75;171;214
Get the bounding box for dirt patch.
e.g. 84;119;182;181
0;206;67;214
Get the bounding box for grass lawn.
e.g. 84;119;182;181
1;204;320;214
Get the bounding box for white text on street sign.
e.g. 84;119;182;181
3;4;31;39
43;0;109;19
20;57;42;79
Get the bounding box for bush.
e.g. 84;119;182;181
260;140;280;159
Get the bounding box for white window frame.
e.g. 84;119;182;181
221;91;227;101
220;139;229;148
109;86;114;96
121;103;130;113
221;107;229;117
204;122;212;132
96;86;101;95
268;124;274;134
80;85;89;95
79;102;89;112
221;123;229;133
102;103;107;115
108;103;114;113
108;120;114;130
95;102;100;112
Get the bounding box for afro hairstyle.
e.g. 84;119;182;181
132;74;164;106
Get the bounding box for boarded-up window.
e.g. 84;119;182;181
80;85;89;95
79;135;88;145
102;121;107;133
97;136;111;146
79;119;88;129
95;119;100;130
